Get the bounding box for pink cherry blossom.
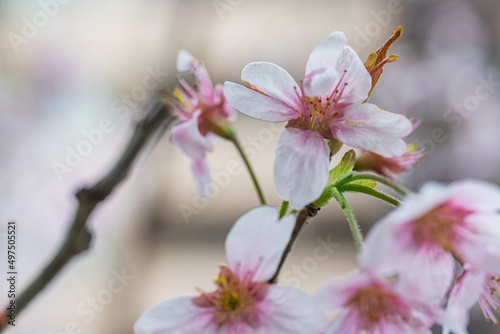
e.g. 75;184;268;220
315;269;435;334
359;180;500;305
224;31;412;209
438;265;500;334
354;143;424;180
134;206;327;334
170;50;236;197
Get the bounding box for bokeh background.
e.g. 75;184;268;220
0;0;499;333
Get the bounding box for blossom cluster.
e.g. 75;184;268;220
135;28;500;333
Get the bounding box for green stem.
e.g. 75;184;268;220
279;201;289;218
332;188;363;250
231;136;266;205
341;184;401;207
337;172;410;196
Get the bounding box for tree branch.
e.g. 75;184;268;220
0;95;174;331
268;205;319;284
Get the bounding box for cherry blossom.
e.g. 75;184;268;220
224;31;412;209
170;50;236;197
134;206;326;334
359;180;500;306
354;143;423;180
315;269;435;334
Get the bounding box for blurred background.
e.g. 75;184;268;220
0;0;499;332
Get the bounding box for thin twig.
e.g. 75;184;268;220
268;206;319;283
0;96;174;331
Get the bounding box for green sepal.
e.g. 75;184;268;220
327;150;356;186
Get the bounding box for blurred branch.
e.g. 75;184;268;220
0;95;174;331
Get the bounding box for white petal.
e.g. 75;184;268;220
274;128;330;209
224;82;299;122
241;62;301;108
258;285;327;333
334;46;372;103
177;50;196;72
332;103;412;157
225;206;295;282
449;179;500;212
134;296;217;334
306;31;347;76
303;67;339;97
439;269;485;334
170;111;213;160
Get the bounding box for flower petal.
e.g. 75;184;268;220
177;50;213;100
460;213;500;270
439;268;484;334
224;82;299;122
274;128;330;209
134;296;216;334
314;270;372;311
241;62;301;108
332;103;412;157
303;67;339;97
170;111;213;160
192;159;211;198
225;206;295;282
334;46;372;103
449;179;500;212
257;285;328;333
306;31;347;76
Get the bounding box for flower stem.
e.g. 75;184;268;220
279;201;289;218
337;172;410;196
230;136;266;205
332;188;363;250
341;184;401;207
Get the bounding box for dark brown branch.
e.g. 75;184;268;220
0;96;174;331
268;205;320;284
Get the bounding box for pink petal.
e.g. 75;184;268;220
274;128;330;209
170;111;213;160
314;270;372;311
332;103;412;157
396;246;455;303
460;214;500;270
440;268;484;334
257;285;327;333
324;310;359;334
214;83;238;122
448;179;500;212
303;67;339;97
305;31;347;77
134;296;217;334
224;82;299;122
241;62;301;108
177;50;213;100
225;206;295;282
192;159;211;198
